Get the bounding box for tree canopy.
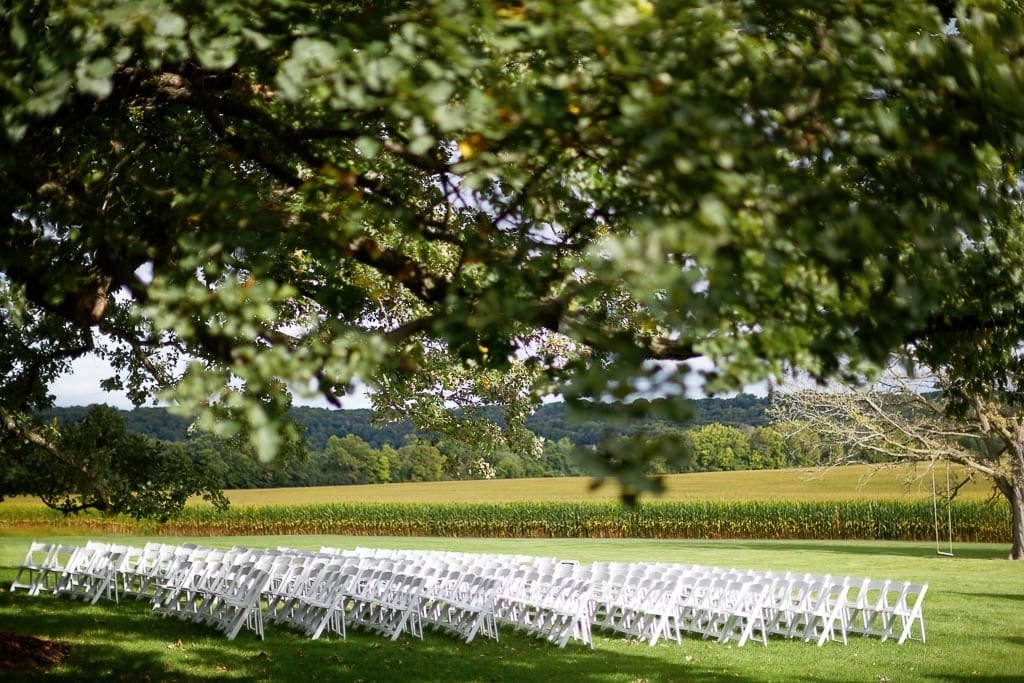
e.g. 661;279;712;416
4;1;1024;500
0;405;228;519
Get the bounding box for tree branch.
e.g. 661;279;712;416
0;408;110;511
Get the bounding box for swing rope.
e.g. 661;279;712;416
932;460;954;557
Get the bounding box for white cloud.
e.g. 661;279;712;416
51;355;133;408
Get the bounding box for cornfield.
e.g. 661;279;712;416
0;500;1009;542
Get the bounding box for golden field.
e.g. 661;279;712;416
214;463;988;506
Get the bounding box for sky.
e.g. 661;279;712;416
50;351;766;411
51;356;127;407
49;354;371;410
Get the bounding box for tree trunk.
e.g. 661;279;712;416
997;441;1024;561
1007;493;1024;565
1006;479;1024;561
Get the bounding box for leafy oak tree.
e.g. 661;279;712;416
689;423;750;472
4;1;1024;506
323;433;390;485
0;405;227;519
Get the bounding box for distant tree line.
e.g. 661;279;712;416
194;419;826;489
43;395;771;451
26;396;832;491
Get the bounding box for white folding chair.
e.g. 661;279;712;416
534;576;593;648
81;545;130;605
690;577;735;642
54;542;107;601
678;573;716;636
641;576;686;646
599;573;682;646
430;571;500;643
802;578;851;646
768;578;814;641
492;566;531;628
10;541;57;596
151;556;207;618
849;579;899;641
191;559;250;626
118;543;156;597
132;544;196;600
502;571;592;648
347;566;403;638
716;578;771;647
420;563;462;633
215;564;273;640
507;569;553;634
161;558;223;619
283;561;358;640
264;555;331;624
349;571;424;641
892;583;928;644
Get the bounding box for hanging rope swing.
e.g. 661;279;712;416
931;459;954;557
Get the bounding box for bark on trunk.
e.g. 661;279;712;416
998;440;1024;561
1007;481;1024;561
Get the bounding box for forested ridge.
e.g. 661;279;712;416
43;395;768;451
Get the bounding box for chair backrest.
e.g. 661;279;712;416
10;541;57;593
21;541;55;566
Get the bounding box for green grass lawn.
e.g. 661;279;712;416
1;535;1020;682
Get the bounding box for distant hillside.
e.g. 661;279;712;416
41;394;768;451
39;406;193;442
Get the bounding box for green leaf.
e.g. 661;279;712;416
10;17;28;50
154;12;187;38
356;136;381;158
75;58;116;99
192;33;239;70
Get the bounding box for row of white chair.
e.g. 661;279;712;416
585;561;927;647
11;540;129;605
10;542;925;649
10;541;592;646
320;549;590;646
314;547;591;646
10;541;269;639
146;544;271;639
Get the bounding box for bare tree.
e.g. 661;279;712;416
771;369;1024;560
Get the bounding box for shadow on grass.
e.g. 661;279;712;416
2;593;241;682
711;540;1007;561
0;591;763;683
948;592;1024;604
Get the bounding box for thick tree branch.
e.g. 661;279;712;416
0;408;110;510
344;236;449;303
